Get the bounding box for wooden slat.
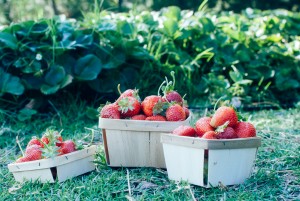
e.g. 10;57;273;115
105;129;150;167
207;148;257;186
161;134;261;150
149;132;166;168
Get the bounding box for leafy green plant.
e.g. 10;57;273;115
0;6;299;109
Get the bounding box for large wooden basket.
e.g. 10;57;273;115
98;115;192;168
161;134;261;187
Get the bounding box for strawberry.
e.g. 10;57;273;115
234;122;256;138
117;97;141;118
15;156;29;163
100;103;121;119
202;131;217;139
141;95;163;117
183;106;190;118
116;85;140;103
25;144;42;161
216;127;238;139
195;117;215;137
58;140;76;155
210;106;238;128
131;114;147;120
166;104;186;121
41;130;63;147
159;71;183;105
172;125;196;137
145;115;167;121
27;137;43;148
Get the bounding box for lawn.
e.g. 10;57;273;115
0;97;299;200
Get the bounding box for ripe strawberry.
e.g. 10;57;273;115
100;103;121;119
58;140;76;155
159;71;183;105
41;130;63;147
202;131;217;139
165;91;183;106
27;137;43;148
116;85;140;103
15;156;29;163
216;127;238;139
141;95;163;117
234;122;256;138
210;106;238;128
145;115;167;121
118;97;141;118
183;106;190;118
172;125;196;137
195;117;215;137
131;114;147;120
166;104;186;121
25;144;42;161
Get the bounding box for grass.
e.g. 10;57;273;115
0;97;299;200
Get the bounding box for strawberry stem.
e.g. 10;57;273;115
117;84;122;95
170;71;175;88
157;80;166;96
213;95;226;111
16;136;25;157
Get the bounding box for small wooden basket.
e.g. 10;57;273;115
98;115;192;168
161;134;261;187
8;145;97;183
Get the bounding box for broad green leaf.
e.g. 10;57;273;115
98;21;116;32
117;21;135;35
163;19;179;37
74;54;102;80
163;6;181;21
229;70;243;82
0;32;18;50
199;18;215;33
41;84;60;95
0;69;24;96
17;108;37;121
44;65;66;86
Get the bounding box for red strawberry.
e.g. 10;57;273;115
234;122;256;138
165;91;183;105
25;144;42;161
100;103;121;119
58;140;76;155
141;95;163;117
131;114;147;120
216;127;238;139
210;106;238;128
116;85;140;102
202;131;217;139
27;137;43;148
195;117;215;137
159;71;183;105
41;130;63;147
118;97;141;118
183;106;190;118
15;156;29;163
172;125;196;137
145;115;167;121
166;104;186;121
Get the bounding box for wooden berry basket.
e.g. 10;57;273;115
8;145;97;183
98;115;192;168
161;134;261;187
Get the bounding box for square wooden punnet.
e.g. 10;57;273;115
161;134;261;187
8;145;97;183
98;115;192;168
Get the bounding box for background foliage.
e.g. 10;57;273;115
0;4;300;114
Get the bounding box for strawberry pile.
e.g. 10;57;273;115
100;72;189;122
172;106;256;139
15;129;77;163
